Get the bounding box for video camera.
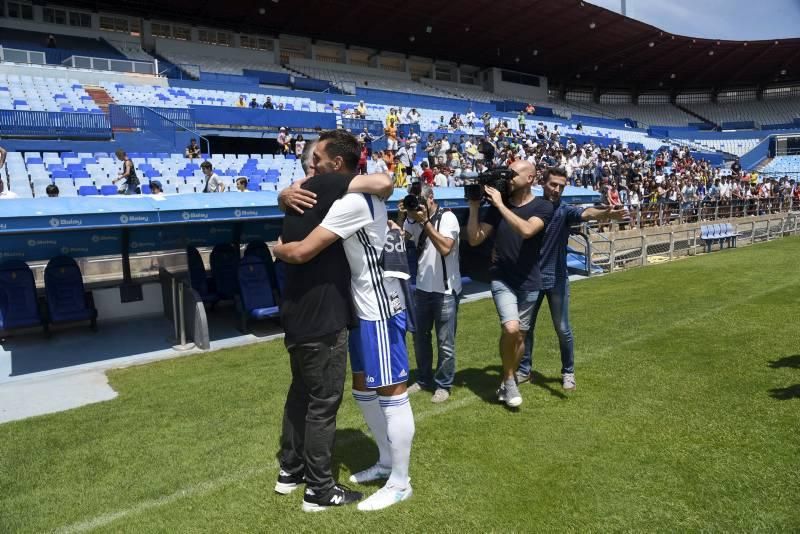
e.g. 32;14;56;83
463;167;516;202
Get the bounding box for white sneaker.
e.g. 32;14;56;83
357;482;413;511
562;373;576;391
348;463;391;484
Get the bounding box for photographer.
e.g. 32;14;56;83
399;185;462;403
466;160;554;408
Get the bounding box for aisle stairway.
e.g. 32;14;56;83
84;85;116;114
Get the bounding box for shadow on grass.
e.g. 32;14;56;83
768;355;800;369
769;384;800;400
531;371;568;400
332;428;379;483
456;364;502;404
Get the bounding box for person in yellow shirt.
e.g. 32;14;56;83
356;100;367;119
235;95;247;108
385;108;400;128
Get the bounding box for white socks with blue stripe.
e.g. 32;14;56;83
379;392;415;489
352;390;391;468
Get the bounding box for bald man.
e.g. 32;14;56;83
466;160;554;408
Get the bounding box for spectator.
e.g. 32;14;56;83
46;34;57;48
236;177;249;192
46;184;60;198
277;127;289;155
235;95;247;108
201;161;224;193
517;111;526;133
465;110;476;129
373;150;389;174
0;145;6;169
294;134;306;158
263;97;274;109
358;141;368;175
355;100;367;119
112;149;140;195
385;119;398;153
249;97;259;109
396;140;414;170
406;108;421;124
149;180;163;195
385;108;400;127
420;161;434;186
185;138;201;159
433;167;448;188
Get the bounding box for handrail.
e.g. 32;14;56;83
143;106;211;156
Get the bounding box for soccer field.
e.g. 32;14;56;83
1;237;799;533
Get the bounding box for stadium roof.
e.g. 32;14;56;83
76;0;800;91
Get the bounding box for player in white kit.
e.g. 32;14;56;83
274;191;416;511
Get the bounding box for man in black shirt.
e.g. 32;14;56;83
275;129;393;512
466;160;554;408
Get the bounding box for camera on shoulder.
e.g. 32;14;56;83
463;167;516;202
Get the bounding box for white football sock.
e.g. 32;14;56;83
352;389;391;468
379;392;415;488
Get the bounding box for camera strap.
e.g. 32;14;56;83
416;207;451;292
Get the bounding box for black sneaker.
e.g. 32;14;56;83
302;483;363;512
274;469;305;495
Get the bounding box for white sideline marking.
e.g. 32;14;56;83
54;394;479;533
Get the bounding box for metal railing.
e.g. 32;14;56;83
108;104;210;155
61;55;155;75
0;109;111;139
0;46;46;65
585;196;799;232
578;212;799;274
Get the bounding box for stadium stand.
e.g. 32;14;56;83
761;155;800;175
0;74;100;112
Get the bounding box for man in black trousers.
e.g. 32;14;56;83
273;129;393;512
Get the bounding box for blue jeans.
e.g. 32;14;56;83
412;289;459;391
519;278;575;376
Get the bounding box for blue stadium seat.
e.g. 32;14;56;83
44;256;97;330
78;186;99;196
100;185;118;196
0;260;45;334
244;240;279;300
210;243;240;300
186;246;219;306
236;255;280;333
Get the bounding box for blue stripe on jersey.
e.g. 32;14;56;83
363;193;375;219
356;228;391;320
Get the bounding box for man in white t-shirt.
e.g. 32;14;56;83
400;184;462;403
201;161;224;192
434;168;448;187
274;187;415;512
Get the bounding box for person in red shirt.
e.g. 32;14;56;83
420;161;434;186
358;142;368;175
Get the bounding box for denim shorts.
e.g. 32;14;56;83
490;279;540;331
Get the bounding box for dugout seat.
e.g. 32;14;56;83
186;246;219;306
43;256;97;330
210;243;240;300
0;260;46;334
244;240;280;301
235;254;280;333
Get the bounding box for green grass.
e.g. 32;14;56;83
1;237;799;533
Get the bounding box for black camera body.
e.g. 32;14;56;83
403;193;425;212
463;168;515;202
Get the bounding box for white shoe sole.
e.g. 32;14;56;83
301;502;328;513
357;486;413;511
505;395;523;408
274;481;301;495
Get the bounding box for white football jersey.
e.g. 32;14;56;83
320;192;403;321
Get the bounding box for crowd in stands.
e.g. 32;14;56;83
358;109;800;227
